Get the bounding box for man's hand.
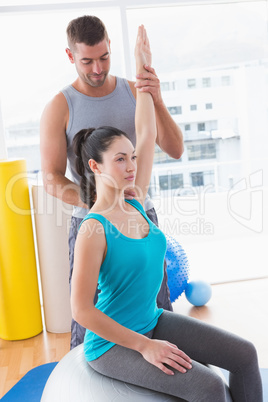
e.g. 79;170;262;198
135;65;163;106
124;188;136;200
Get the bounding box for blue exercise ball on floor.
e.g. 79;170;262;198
165;235;189;303
185;280;212;306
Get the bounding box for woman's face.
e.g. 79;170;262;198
97;135;137;191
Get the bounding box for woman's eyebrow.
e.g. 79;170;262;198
114;150;136;156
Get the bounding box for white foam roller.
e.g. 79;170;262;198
41;344;179;401
32;185;73;333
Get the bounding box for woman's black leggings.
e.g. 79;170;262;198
89;311;263;402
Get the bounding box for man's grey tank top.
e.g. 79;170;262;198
61;76;153;218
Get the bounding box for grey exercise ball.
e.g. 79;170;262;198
41;343;179;401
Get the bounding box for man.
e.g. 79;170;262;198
40;15;184;349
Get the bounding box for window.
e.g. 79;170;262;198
160;82;170;91
198;123;206;132
191;172;204;187
167;106;182;115
185;124;191;131
191;170;215;187
160;82;175;91
159;173;184;191
6;123;40;172
154;145;181;164
187;142;216;161
222;75;231;86
203;77;211;87
206;103;213;109
187;79;196;88
190;105;197;111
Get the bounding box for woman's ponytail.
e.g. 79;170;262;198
73;128;96;209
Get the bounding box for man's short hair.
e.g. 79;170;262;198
67;15;109;51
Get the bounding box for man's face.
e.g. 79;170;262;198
69;39;111;88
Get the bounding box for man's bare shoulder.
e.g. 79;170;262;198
41;91;69;130
44;91;68;114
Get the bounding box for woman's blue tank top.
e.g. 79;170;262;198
81;198;166;361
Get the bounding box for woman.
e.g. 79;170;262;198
71;26;262;402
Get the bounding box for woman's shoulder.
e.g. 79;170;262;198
76;218;106;255
79;215;106;237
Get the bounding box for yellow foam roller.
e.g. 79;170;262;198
0;159;43;340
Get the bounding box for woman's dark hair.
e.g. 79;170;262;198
73;126;130;209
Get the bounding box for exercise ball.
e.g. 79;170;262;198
185;280;212;306
165;235;189;303
41;344;179;401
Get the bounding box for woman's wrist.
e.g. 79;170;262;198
136;61;147;74
135;334;151;354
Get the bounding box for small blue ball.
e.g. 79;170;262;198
185;281;212;306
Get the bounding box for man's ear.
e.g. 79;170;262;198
66;48;75;64
89;159;101;175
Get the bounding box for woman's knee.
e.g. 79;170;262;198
185;364;227;402
244;339;258;361
233;338;258;368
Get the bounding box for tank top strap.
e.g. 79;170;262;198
79;213;109;231
125;198;149;221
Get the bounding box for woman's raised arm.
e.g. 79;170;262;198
134;25;157;205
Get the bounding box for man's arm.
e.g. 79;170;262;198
129;66;184;160
40;92;88;209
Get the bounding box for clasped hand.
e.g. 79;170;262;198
141;338;192;376
135;25;152;68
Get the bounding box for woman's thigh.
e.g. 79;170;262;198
153;311;252;373
89;341;230;402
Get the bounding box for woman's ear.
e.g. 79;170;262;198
89;159;101;175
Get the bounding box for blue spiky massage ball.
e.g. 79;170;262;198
165;235;190;303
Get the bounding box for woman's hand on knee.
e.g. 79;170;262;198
140;339;192;375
